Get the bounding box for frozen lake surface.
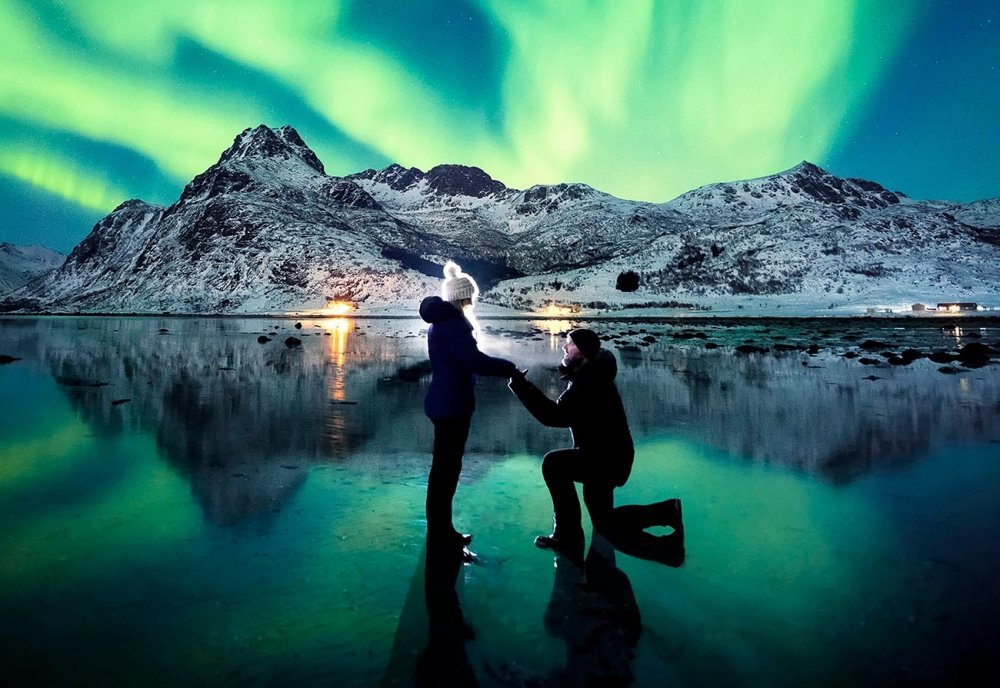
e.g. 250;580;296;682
1;316;998;686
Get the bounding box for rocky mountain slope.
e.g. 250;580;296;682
4;125;998;314
490;162;1000;312
0;244;64;295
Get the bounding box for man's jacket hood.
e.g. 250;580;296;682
563;349;618;384
510;347;633;487
420;296;462;325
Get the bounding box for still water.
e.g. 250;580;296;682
1;316;998;686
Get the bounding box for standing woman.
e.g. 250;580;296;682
419;261;517;554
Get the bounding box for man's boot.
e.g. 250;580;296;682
650;498;683;533
534;517;585;562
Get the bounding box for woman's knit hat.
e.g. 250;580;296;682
441;261;479;303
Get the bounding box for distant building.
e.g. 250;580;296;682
911;303;927;311
937;302;978;312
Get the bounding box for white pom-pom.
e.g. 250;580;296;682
443;261;461;279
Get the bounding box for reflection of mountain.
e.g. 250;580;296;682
2;316;998;527
3;317;387;524
613;347;1000;481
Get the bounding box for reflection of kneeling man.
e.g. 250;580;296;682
509;329;634;557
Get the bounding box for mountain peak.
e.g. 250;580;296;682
779;161;902;208
350;163;425;191
424;164;507;198
351;162;509;198
786;161;828;177
219;125;325;174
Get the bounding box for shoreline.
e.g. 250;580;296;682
2;312;1000;326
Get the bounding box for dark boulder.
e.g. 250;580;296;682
859;340;890;351
928;351;959;364
284;337;302;348
957;342;995;368
672;330;708;340
56;376;109;387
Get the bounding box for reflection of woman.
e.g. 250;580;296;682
419;261;516;552
417;537;478;687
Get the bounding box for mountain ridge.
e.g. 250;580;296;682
4;125;998;315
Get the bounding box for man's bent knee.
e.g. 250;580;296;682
540;453;557;483
541;450;572;483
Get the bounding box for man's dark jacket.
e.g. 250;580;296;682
509;349;634;486
419;296;516;419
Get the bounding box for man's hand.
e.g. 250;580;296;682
509;367;529;389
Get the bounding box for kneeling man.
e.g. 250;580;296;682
509;329;634;557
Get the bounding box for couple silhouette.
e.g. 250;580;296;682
418;261;684;564
404;260;686;685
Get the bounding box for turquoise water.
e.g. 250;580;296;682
1;316;998;686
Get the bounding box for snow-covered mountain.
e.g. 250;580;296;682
0;244;64;295
3;126;442;313
4;125;998;314
491;161;1000;313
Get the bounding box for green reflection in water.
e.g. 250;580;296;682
1;349;998;685
0;365;201;594
442;437;888;682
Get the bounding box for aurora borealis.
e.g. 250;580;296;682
2;0;997;252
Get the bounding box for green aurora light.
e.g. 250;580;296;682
1;0;997;251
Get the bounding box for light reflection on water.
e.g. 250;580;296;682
0;316;998;686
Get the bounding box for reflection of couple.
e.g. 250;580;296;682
414;524;683;687
419;261;684;561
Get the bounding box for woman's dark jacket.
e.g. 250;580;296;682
509;349;634;487
420;296;516;419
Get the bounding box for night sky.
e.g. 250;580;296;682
2;0;997;252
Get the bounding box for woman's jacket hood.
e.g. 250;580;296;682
420;295;515;419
